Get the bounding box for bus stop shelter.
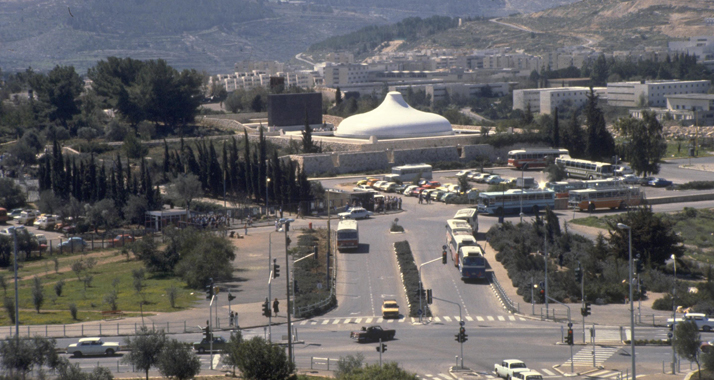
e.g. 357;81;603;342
144;209;188;232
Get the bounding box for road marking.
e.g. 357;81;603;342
589;371;611;377
477;316;484;321
300;321;308;325
344;318;352;324
450;277;470;317
564;346;619;366
321;320;329;325
509;316;516;321
433;317;441;322
387;319;394;323
438;374;451;380
443;316;452;322
377;317;383;323
411;317;416;323
487;316;494;321
367;257;376;316
398;317;405;323
497;316;505;321
541;369;555;376
365;318;372;323
519;318;526;321
212;354;222;368
332;319;340;324
311;322;317;325
466;316;473;322
355;318;362;324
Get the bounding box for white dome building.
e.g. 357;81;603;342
334;92;454;139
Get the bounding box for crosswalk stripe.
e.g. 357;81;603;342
355;318;362;324
300;321;308;325
321;320;329;325
498;316;505;321
466;316;473;322
387;319;394;323
332;319;340;324
438;374;451;380
589;371;610;377
311;321;317;325
434;317;441;322
509;316;516;321
602;372;621;378
399;317;405;323
487;316;494;321
520;318;526;321
365;318;372;323
344;318;352;323
541;369;555;376
444;316;452;322
477;316;484;321
377;317;383;323
411;317;416;323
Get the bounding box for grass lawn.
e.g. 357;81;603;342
569;215;616;230
0;250;201;326
664;141;713;160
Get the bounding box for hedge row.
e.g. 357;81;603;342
292;229;335;318
394;241;431;318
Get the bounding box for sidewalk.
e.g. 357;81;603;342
483;241;673;328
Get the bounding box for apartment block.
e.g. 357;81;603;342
513;87;603;115
630;93;714;126
323;63;370;87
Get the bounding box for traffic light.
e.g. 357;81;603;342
640;285;647;298
228;291;236;302
206;279;214;300
566;329;573;345
442;250;447;264
575;266;582;283
376;343;387;352
538;281;545;301
426;289;433;305
635;256;644;274
584;302;591;316
273;258;280;278
455;327;468;343
204;326;212;341
262;299;271;317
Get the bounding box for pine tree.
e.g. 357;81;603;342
302;109;315;154
584;88;615;161
163;140;170;182
51;139;65;198
552;108;560;148
209;142;222;196
243;130;253;198
229;138;239;195
335;87;342;105
258;128;267;202
98;163;107;201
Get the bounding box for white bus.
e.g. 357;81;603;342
336;219;359;251
507;148;569;169
477;189;556;215
554;157;614;180
383;164;433;183
545;178;623;199
448;233;477;267
569;186;643;212
453;208;478;234
445;219;473;243
459;246;486;281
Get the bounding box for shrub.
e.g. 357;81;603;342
54;280;65;297
678;181;714;191
69;303;78;320
394;241;431;318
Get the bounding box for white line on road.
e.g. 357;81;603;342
466;316;473;322
332;319;340;324
443;316;452;322
498;316;505;321
355;318;362;324
477;316;484;321
541;369;555;376
487;316;494;321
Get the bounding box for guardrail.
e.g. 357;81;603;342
488;272;519;314
2;320;223;339
310;356;338;370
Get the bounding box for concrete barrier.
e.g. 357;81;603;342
646;192;714;205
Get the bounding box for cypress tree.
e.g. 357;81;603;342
229;138;239;195
98;163;107;201
584;88;615;161
301;109;315;154
243;130;253;198
222;141;229;197
209;142;222;196
196;141;208;190
51;140;65;197
553;108;560;148
163;139;170;182
258;128;267;202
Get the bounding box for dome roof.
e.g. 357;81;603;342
334;92;453;139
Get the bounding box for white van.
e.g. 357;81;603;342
453;208;478;234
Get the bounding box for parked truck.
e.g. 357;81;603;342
667;313;714;331
495;359;530;380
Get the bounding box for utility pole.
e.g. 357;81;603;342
12;227;19;336
544;235;549;313
284;222;293;365
326;190;331;289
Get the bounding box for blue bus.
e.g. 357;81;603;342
459;246;486;281
476;189;555;215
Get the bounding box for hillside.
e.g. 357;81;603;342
488;0;714;54
0;0;581;74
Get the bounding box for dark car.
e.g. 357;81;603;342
648;178;673;187
350;325;396;343
193;337;227;353
638;176;657;186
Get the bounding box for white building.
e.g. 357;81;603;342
323;63;370;87
390;82;511;105
607;80;711;108
630;93;714;126
513;87;605;115
234;61;285;75
326;52;355;64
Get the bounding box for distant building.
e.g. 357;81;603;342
390;82;512;105
325;52;355;64
668;36;714;61
234;60;285;75
323;63;370;87
513;87;604;115
630;93;714;126
607;80;711;108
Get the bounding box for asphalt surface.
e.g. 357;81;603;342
16;158;714;379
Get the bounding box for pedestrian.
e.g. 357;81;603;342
244;223;248;236
275;219;279;231
229;311;234;327
398;197;402;210
273;298;280;316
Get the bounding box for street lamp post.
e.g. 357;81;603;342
520;164;527;224
266;177;271;216
617;223;636;380
672;255;677;375
284;223;293;365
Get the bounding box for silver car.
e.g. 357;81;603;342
67;337;120;357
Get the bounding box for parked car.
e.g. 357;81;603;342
422;181;441;189
372;181;387;190
430;190;444;201
394;184;407;194
402;185;418;195
407;187;422;197
8;209;24;219
648;178;673;187
613;165;634;176
338;207;372;220
193;336;228;353
353;185;377;193
474;173;492;183
485;175;504;184
355;180;368;186
34;234;48;252
16;210;39;225
380;182;398;192
58;237;87;251
1;226;27;236
456;170;474;177
67;337;120;357
365;178;380;187
34;215;58;230
621;174;639;185
112;234;135;247
638;176;657;186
